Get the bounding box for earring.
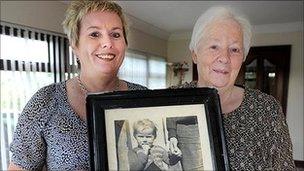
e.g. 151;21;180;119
76;58;81;70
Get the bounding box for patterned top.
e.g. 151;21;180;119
173;82;295;170
10;80;147;170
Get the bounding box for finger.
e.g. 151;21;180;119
173;144;179;152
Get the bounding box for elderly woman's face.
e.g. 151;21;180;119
192;19;244;89
73;11;126;77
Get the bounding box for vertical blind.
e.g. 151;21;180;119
0;21;74;170
0;21;75;82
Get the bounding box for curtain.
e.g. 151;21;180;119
119;50;167;89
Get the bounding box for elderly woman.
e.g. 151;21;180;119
8;1;146;170
169;6;295;170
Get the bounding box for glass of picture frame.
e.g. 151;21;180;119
86;88;229;171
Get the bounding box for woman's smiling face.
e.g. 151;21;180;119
73;11;126;77
192;19;244;89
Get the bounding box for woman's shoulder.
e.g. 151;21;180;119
245;87;278;103
37;81;64;93
124;81;148;90
244;86;283;115
31;81;66;102
15;81;67;131
22;82;66;116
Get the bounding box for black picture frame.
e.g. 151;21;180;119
86;88;229;171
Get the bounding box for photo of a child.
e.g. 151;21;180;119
128;119;182;170
109;105;212;171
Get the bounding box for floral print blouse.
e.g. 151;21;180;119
173;82;295;170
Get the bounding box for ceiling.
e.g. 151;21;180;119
115;1;303;39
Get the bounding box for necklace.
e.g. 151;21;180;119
76;76;120;96
77;76;89;95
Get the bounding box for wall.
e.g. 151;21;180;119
167;31;304;160
127;28;167;57
0;1;167;57
167;38;192;86
0;1;67;34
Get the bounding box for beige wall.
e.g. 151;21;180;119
0;1;67;34
0;1;167;57
167;31;304;160
127;28;167;57
167;39;192;86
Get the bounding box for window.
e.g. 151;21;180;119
148;57;166;89
119;50;167;89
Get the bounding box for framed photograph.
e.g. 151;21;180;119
86;88;229;171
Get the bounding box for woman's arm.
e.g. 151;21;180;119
9;85;55;170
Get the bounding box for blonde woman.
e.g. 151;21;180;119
8;1;146;170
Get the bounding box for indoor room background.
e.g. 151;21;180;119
0;1;303;169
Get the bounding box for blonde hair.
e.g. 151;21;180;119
189;6;252;61
62;0;128;47
133;119;157;137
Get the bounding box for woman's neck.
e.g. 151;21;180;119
196;82;234;102
78;73;120;93
217;86;235;106
197;81;240;113
218;86;245;114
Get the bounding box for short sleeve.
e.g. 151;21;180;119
10;85;55;170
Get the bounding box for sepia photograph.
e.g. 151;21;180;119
86;88;228;171
106;105;212;170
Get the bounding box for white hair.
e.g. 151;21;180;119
189;6;252;61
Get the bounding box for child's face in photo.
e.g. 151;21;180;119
135;128;155;148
